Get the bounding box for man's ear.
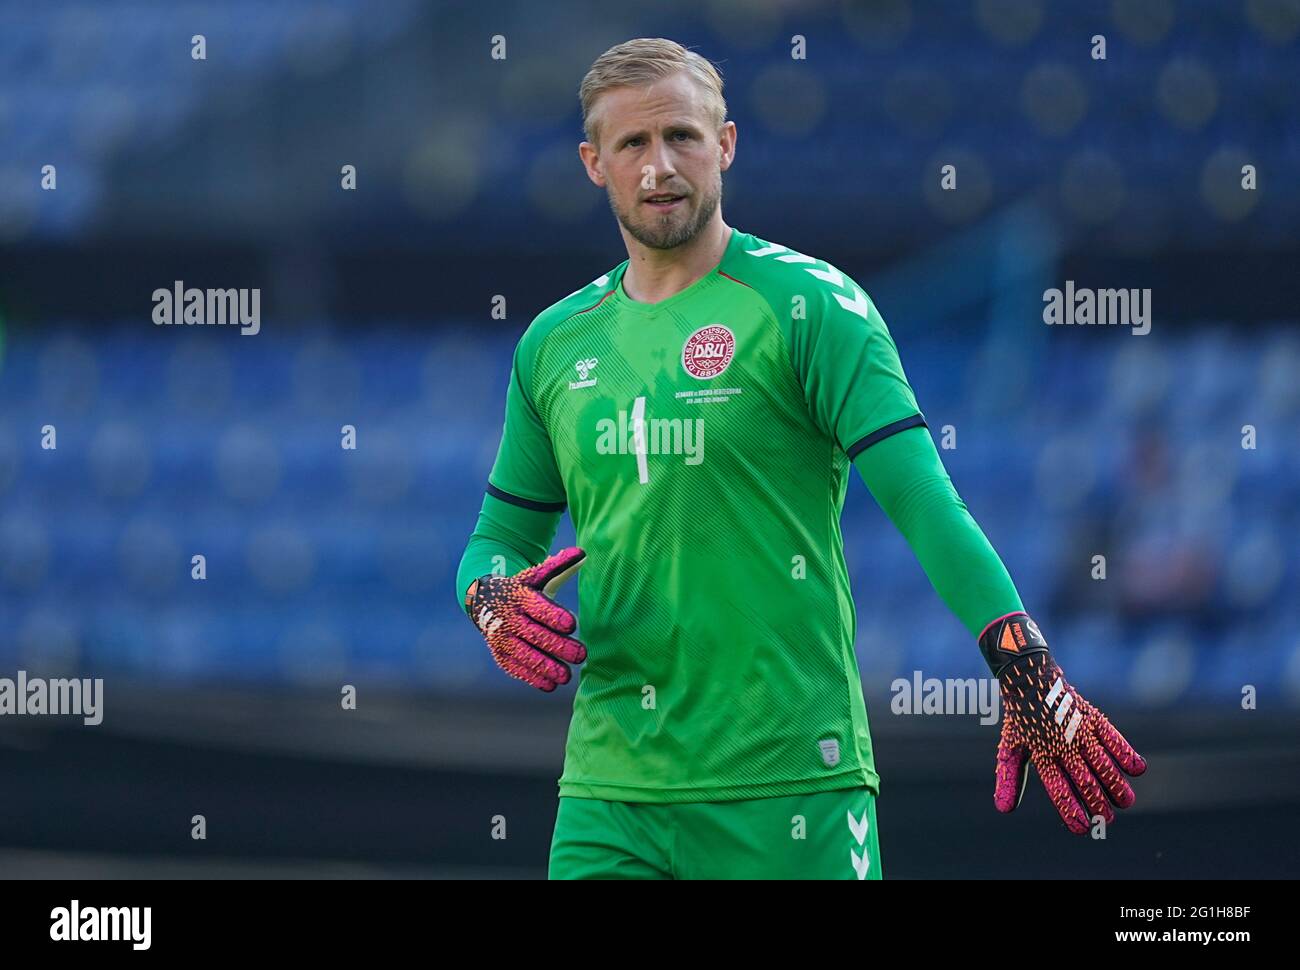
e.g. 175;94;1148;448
578;141;605;187
718;120;737;172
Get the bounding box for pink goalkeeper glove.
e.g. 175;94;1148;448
464;547;586;692
979;612;1147;835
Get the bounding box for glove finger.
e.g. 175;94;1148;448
517;586;578;636
489;644;560;692
513;614;587;664
1095;715;1147;777
1034;757;1091;835
496;634;572;687
1081;731;1136;809
1063;753;1114;825
994;731;1029;813
519;547;586;597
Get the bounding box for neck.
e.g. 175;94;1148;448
620;216;732;304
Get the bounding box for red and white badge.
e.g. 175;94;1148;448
682;324;735;379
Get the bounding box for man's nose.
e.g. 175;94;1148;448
647;138;677;182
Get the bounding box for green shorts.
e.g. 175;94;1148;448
548;787;881;880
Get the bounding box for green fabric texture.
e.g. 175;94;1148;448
456;491;561;611
455;226;1025;803
548;786;881;880
458;425;1023;637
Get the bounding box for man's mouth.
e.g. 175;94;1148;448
644;194;685;210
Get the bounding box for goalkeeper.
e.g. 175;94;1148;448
457;38;1145;879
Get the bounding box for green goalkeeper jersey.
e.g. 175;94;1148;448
487;226;926;802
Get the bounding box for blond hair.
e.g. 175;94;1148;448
579;38;727;150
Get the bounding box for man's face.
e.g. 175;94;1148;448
581;72;735;251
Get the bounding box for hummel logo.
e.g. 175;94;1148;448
847;807;869;845
848;805;871;879
745;242;874;322
851;848;871;880
569;357;599;390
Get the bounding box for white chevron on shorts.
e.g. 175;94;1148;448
848;806;871;879
847;807;869;845
851;848;871;880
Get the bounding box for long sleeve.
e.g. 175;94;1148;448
457;331;567;612
777;274;1022;637
455;491;563;612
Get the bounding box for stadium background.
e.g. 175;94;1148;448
0;0;1297;878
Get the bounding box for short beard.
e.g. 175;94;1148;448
610;176;722;251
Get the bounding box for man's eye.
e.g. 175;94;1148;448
625;133;691;148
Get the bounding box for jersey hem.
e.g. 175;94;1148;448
556;766;879;803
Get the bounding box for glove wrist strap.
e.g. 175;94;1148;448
464;577;488;619
978;611;1050;676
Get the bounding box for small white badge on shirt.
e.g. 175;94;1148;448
569;357;599;390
